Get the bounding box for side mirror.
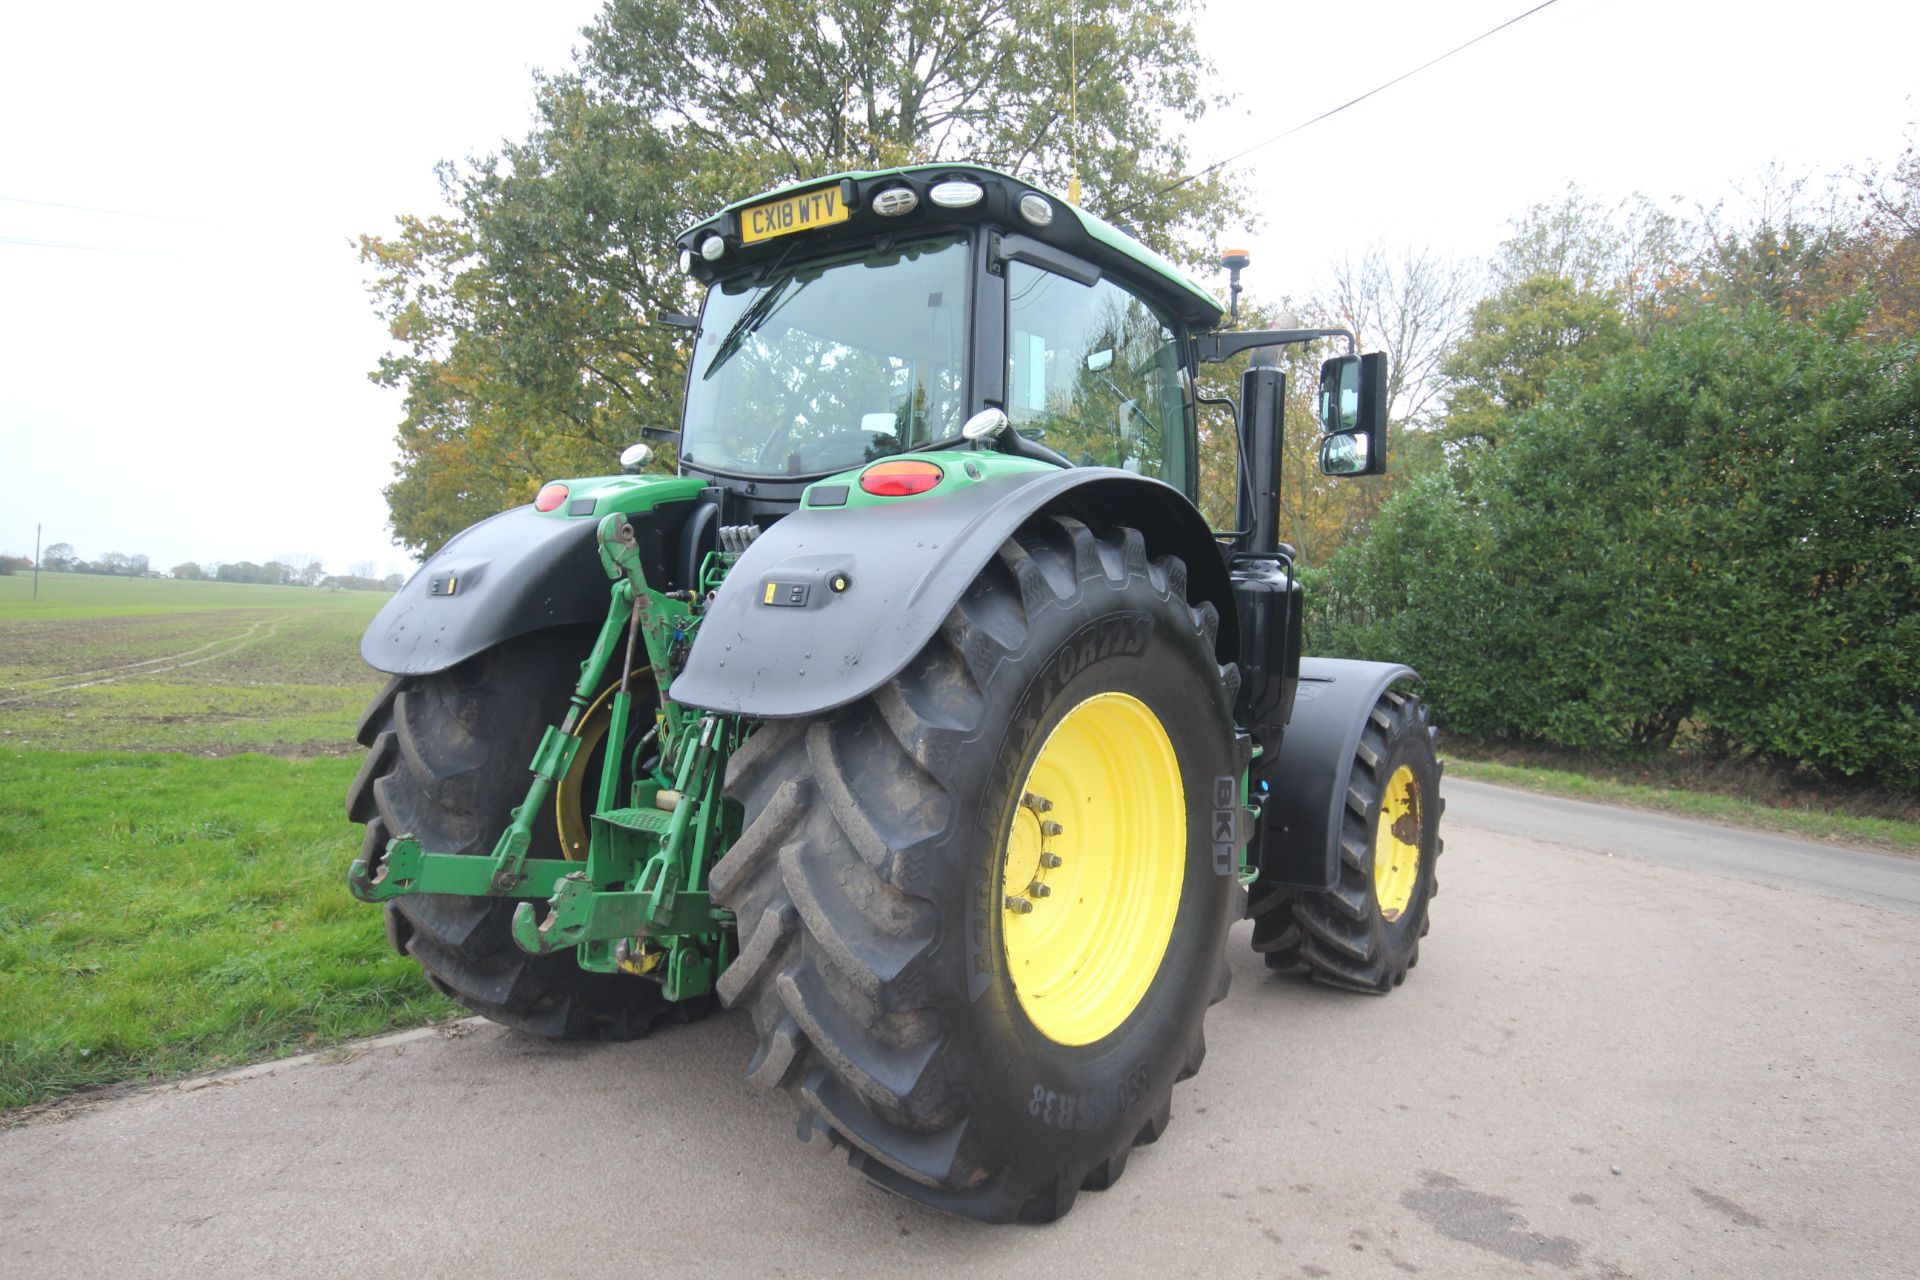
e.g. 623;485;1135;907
1317;351;1389;476
1317;355;1362;433
1318;431;1371;476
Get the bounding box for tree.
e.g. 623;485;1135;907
1495;183;1698;334
171;562;207;580
1807;136;1920;344
276;552;324;586
364;0;1248;553
1439;273;1628;452
1316;243;1478;432
42;542;77;572
1696;165;1849;320
97;551;134;577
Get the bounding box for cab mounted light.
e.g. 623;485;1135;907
1018;193;1054;226
872;186;918;217
700;234;726;262
678;249;693;274
534;482;570;512
928;180;985;208
859;459;944;496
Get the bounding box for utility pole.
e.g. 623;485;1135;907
33;523;41;601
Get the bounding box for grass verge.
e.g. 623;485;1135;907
1445;755;1920;855
0;750;456;1111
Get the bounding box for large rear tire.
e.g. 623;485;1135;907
710;515;1242;1222
345;630;699;1039
1251;689;1443;993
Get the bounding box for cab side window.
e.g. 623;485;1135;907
1006;262;1192;488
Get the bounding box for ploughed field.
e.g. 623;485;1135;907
0;574;453;1110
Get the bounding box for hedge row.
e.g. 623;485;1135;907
1310;302;1920;787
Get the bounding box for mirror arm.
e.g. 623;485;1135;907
1196;327;1354;364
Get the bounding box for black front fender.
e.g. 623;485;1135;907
670;467;1236;718
1252;657;1418;891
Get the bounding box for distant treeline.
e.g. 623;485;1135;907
11;543;402;591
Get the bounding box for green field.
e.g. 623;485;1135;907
0;574;457;1111
0;574;386;754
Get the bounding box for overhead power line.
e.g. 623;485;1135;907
0;193;190;222
1113;0;1566;216
0;233;169;256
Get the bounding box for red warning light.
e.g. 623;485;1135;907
859;460;944;497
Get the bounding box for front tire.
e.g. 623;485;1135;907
711;516;1242;1222
345;630;697;1039
1251;689;1443;993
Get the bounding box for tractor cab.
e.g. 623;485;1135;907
669;165;1225;523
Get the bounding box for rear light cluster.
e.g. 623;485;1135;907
859;460;944;497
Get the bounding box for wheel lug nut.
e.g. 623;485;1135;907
1021;792;1054;813
1039;852;1063;868
1040;820;1064;837
1005;896;1033;914
1028;881;1051;898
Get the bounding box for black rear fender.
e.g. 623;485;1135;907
670;467;1236;718
361;476;705;676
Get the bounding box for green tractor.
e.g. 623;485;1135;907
345;164;1442;1223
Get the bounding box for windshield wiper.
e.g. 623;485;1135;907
700;277;799;380
699;238;813;381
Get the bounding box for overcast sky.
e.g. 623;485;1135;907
2;0;1913;574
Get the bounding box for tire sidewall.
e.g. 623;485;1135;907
937;557;1236;1172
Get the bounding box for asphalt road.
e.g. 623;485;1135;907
4;780;1917;1279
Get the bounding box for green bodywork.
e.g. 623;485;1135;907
803;449;1055;509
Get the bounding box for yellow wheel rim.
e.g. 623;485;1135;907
1000;692;1185;1046
1373;763;1422;921
554;682;624;860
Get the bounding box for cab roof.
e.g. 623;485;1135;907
676;162;1226;330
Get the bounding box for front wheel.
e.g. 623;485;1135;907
710;516;1242;1222
1251;689;1443;993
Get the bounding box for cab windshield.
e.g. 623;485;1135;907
680;235;970;478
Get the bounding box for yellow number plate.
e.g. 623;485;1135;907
740;187;851;244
